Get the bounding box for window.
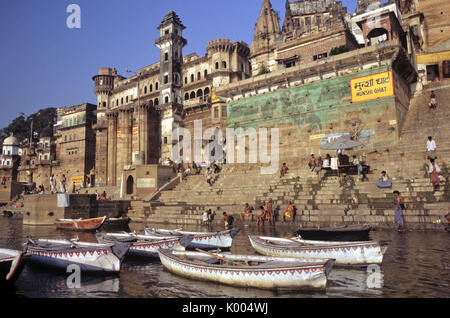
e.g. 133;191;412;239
184;93;189;100
144;86;147;94
164;137;168;144
204;70;208;78
155;82;159;90
165;30;169;35
221;106;227;117
116;99;118;106
204;87;210;96
197;89;203;98
65;136;67;142
150;84;153;92
214;107;219;118
126;96;129;103
190;91;196;99
222;61;227;69
215;62;219;70
164;52;169;61
121;98;124;105
313;52;328;61
197;72;201;80
65;120;68;127
69;135;72;141
80;116;84;124
191;74;194;82
69;119;73;126
73;134;76;140
102;102;106;107
165;96;169;104
164;75;169;84
184;77;188;84
155;98;159;106
240;63;244;72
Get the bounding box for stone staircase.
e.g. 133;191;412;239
127;83;450;229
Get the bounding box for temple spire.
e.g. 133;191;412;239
250;0;281;56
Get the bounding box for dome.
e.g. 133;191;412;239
3;134;19;147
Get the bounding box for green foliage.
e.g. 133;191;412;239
330;45;350;56
257;65;271;76
0;108;57;147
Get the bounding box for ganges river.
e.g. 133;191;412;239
1;216;449;298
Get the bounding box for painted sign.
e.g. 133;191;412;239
320;133;351;145
71;176;84;187
137;178;156;189
351;70;394;103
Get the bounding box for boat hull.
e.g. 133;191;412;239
55;216;106;232
249;236;388;266
25;240;130;273
158;249;334;290
145;227;239;250
296;225;372;241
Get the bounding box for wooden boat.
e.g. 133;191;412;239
96;232;193;258
158;249;335;290
144;227;240;250
55;216;106;232
24;238;131;273
249;235;388;266
296;225;372;241
0;248;25;286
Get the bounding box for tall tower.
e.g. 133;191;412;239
250;0;281;76
92;67;116;186
155;11;187;161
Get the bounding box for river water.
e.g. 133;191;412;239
1;216;449;298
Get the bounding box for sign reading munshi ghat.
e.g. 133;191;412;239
351;70;394;103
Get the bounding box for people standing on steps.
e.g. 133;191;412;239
428;158;441;192
429;91;437;109
206;167;213;186
393;191;406;232
266;198;274;225
426;136;437;159
280;163;289;178
308;155;316;171
283;201;295;224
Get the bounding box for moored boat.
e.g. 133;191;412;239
103;216;131;229
158;249;335;290
0;248;25;286
296;225;372;241
96;232;193;258
55;216;106;232
144;227;240;250
24;238;131;273
249;235;388;266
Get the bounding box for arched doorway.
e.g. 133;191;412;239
126;176;134;195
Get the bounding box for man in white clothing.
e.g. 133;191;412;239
427;136;436;152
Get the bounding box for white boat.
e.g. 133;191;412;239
24;238;131;273
158;249;335;290
96;232;193;258
0;248;25;286
144;227;240;250
248;235;388;265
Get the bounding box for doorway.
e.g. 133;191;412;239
126;175;134;195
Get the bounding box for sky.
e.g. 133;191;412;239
0;0;361;129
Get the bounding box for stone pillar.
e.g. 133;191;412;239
117;109;131;186
140;105;148;164
107;112;118;186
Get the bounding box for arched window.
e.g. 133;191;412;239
150;84;153;92
149;100;154;107
191;74;194;82
69;118;73;126
184;93;189;101
190;91;196;99
121;98;124;105
184;77;188;84
215;62;219;70
126;96;129;103
154;98;159;106
204;87;210;96
155;82;159;90
164;52;169;61
222;61;227;69
144;86;147;94
204;70;208;78
197;72;201;80
197;89;203;97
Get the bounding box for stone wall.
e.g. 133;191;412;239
226;65;409;161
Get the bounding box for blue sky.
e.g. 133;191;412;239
0;0;361;128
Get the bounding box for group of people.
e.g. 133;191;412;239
239;199;295;227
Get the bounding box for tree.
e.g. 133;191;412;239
330;45;350;56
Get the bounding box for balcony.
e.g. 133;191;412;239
183;96;211;109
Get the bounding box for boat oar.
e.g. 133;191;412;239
195;248;246;266
288;238;311;247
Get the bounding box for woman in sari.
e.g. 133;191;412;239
428;158;441;191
